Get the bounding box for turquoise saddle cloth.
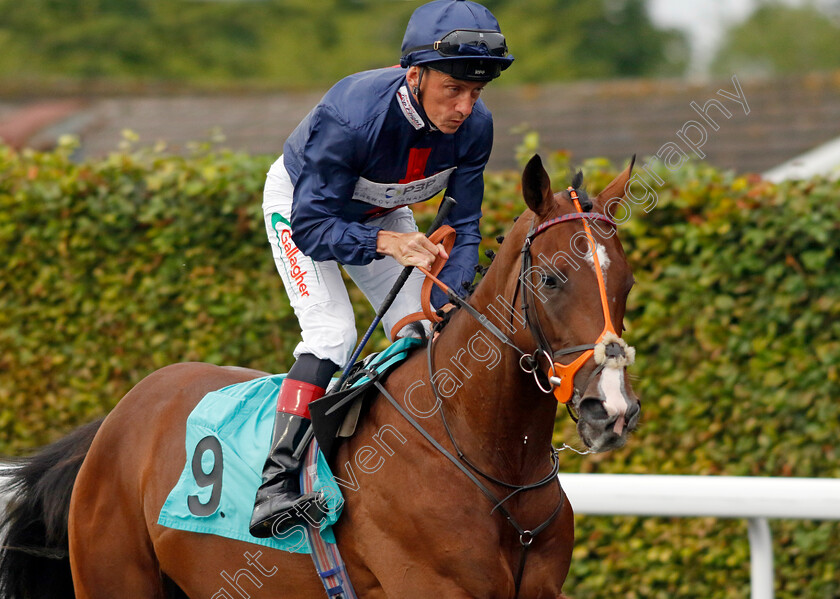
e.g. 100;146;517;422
157;338;421;553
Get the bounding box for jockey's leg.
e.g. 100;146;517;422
253;155;356;538
249;353;338;538
261;153;358;368
344;206;428;341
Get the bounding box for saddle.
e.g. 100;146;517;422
309;337;423;461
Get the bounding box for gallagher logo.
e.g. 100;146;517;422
271;214;310;298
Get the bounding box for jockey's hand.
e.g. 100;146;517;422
376;230;449;270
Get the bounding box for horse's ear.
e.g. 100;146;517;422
522;154;553;218
594;154;636;217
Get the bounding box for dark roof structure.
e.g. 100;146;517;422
2;71;839;175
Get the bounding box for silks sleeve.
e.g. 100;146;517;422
290;105;382;266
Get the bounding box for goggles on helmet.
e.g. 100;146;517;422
425;58;502;82
404;29;509;60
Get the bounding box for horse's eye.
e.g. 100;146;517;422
541;274;559;289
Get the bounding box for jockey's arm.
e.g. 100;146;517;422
288;99;491;310
288;107;385;266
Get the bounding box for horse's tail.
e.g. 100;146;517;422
0;418;104;599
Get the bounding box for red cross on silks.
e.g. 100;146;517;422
399;148;432;183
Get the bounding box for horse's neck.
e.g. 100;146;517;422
433;296;558;482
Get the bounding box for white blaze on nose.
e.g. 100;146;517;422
598;367;628;434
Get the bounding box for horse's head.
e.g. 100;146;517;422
491;154;640;452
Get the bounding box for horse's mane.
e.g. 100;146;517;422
405;321;429;344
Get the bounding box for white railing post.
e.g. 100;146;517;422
747;518;774;599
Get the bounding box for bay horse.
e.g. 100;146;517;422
0;154;640;598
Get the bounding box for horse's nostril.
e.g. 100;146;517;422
626;401;640;422
578;397;609;422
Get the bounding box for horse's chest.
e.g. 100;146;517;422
344;488;571;597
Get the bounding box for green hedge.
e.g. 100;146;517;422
1;139;837;597
1;138;289;445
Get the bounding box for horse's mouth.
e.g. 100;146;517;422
578;426;628;453
576;398;640;453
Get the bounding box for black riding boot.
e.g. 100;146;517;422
249;411;325;538
249;354;338;539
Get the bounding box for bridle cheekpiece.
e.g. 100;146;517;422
415;186;635;406
518;187;634;404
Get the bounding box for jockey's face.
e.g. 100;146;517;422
407;66;487;134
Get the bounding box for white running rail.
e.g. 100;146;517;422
558;474;840;599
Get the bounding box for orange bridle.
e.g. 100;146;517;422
519;188;633;404
410;188;634;404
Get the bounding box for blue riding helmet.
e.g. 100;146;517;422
400;0;514;82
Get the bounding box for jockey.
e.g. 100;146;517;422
251;0;514;538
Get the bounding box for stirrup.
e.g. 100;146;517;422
251;491;329;539
269;493;329;537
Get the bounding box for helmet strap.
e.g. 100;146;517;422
414;66;425;101
411;66;438;132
